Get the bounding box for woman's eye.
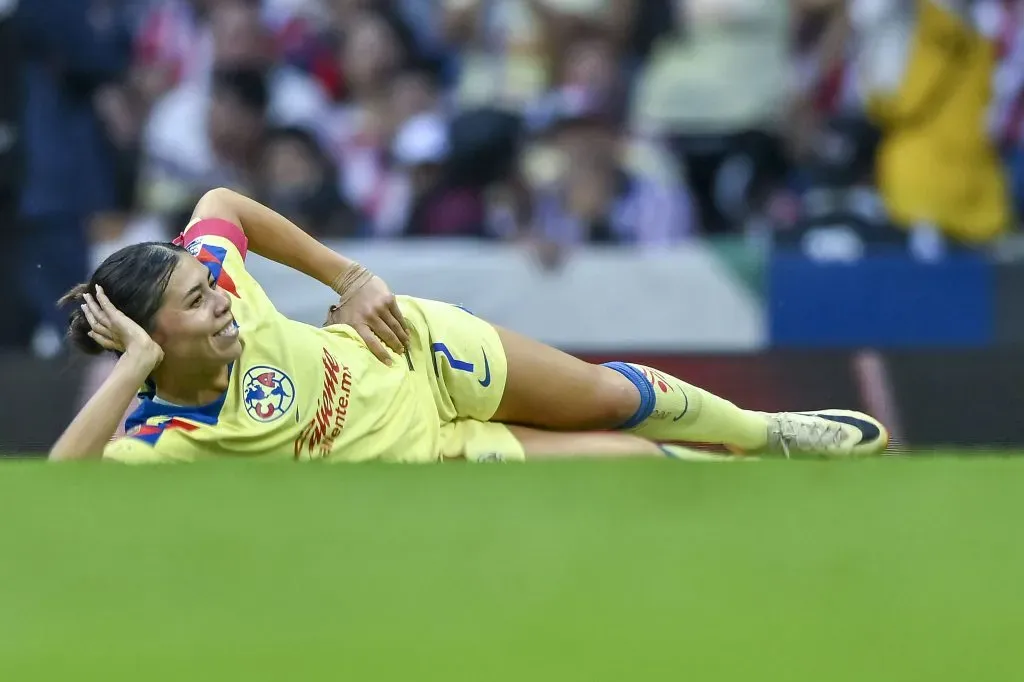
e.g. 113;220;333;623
191;296;202;309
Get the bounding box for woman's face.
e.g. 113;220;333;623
150;255;242;367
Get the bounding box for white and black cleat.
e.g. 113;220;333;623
760;410;890;459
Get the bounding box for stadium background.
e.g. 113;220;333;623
3;0;1024;452
7;4;1024;682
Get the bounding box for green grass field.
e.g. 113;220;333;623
1;457;1022;682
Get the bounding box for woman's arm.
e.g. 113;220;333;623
49;350;159;461
50;286;164;462
189;188;410;363
191;188;354;294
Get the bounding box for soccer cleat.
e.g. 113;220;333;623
758;410;889;458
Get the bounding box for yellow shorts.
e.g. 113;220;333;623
398;296;525;463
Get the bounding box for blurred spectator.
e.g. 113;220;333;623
442;0;634;112
133;0;326;103
559;35;620;93
132;0;217;106
0;0;22;349
0;0;17;203
622;0;676;69
976;0;1024;223
141;66;269;216
790;1;855;160
316;0;424;98
631;0;791;234
390;112;493;238
978;0;1024;145
851;0;1010;245
329;0;448;66
208;68;270;175
779;113;895;261
14;0;132;355
143;0;326;128
324;9;414;233
546;34;681;188
394;0;454;59
140;0;328;218
256;125;361;237
392;62;445;121
15;0;1020;364
530;87;692;248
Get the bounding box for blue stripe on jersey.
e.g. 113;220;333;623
125;363;234;431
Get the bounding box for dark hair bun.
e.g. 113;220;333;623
59;283;106;356
58;241;184;356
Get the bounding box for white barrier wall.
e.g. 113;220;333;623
246;240;766;352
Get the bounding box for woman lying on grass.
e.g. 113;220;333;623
50;189;888;463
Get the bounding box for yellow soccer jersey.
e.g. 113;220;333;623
103;218;440;463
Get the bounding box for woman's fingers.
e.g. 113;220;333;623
83;292;114;328
385;300;411;348
87;330;122;352
358;323;393;366
81;301;114;339
370;314;405;356
93;285;125;322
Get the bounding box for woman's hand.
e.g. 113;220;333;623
326;275;410;365
49;286;164;462
81;285;164;370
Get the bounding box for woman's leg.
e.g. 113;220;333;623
505;426;735;461
491;326;889;458
388;298;887;459
488;327;641;429
491;326;770;451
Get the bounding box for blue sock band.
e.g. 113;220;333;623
603;361;656;429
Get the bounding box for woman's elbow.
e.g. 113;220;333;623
192;187;244;226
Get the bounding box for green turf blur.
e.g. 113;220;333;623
1;458;1022;682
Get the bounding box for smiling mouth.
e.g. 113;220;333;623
214;320;239;339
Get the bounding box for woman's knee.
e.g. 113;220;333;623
589;364;643;428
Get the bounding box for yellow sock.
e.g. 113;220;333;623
604;362;768;451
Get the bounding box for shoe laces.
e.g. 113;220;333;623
771;413;846;459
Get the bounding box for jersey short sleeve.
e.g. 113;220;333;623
172;218;278;324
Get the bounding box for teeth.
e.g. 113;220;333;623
215;322;237;338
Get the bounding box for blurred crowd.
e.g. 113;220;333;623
3;0;1024;354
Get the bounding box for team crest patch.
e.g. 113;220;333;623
184;238;203;256
242;366;295;423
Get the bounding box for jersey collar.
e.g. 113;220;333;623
125;363;234;431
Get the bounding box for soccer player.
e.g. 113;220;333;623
49;188;889;463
